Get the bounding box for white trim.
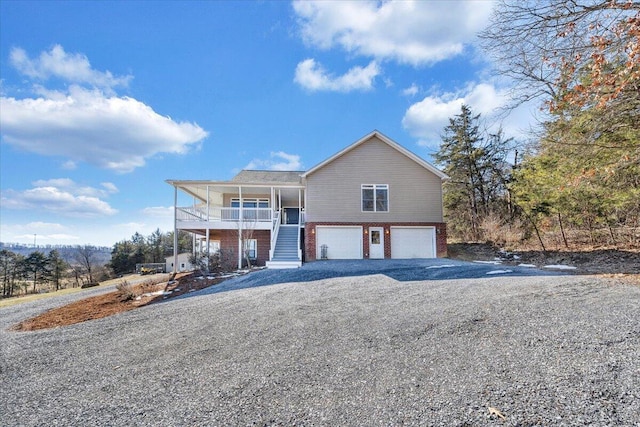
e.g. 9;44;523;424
368;226;384;259
361;184;389;213
302;130;449;180
244;238;257;260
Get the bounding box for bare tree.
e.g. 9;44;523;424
479;0;640;111
73;245;98;284
233;217;257;269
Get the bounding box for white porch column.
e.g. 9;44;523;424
173;185;178;273
206;184;210;221
206;228;210;257
206;185;210;258
278;189;282;222
238;185;243;269
270;186;275;217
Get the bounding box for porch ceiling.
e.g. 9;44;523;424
167;180;304;203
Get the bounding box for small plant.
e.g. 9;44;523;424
115;280;136;301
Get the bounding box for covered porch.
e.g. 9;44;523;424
166;178;305;270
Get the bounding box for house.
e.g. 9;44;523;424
165;253;195;273
166;130;448;270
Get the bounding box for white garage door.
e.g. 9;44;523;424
391;227;436;259
316;226;362;259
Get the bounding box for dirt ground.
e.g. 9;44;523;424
448;243;640;273
12;272;231;332
11;245;640;331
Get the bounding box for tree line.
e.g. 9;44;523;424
1;229;191;298
109;229;191;276
0;246;106;297
437;0;639;249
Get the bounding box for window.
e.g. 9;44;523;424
243;239;257;259
231;198;269;220
362;184;388;212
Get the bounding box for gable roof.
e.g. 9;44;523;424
231;170;303;184
302;130;449;180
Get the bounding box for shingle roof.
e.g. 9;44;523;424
230;170;304;184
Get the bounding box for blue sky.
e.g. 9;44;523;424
0;0;534;247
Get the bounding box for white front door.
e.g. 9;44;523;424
369;227;384;259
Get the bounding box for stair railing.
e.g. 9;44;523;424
269;211;281;260
297;209;302;261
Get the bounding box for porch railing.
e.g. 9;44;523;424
176;206;273;222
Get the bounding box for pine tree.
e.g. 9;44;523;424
434;104;513;241
47;250;69;291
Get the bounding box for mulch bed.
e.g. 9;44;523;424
13;272;228;332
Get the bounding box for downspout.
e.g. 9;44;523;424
297;188;302;261
173;185;178;274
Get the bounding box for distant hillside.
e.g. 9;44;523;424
0;242;112;266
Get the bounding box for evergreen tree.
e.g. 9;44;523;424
24;251;50;293
434;104;513;241
147;228;164;263
47;250;69;291
0;249;21;297
513;103;640;247
109;240;136;275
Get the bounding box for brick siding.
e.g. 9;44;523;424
305;222;447;261
217;229;271;267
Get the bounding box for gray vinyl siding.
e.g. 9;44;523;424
305;136;444;222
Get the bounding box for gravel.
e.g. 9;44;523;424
1;261;639;426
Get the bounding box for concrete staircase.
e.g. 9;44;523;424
266;225;302;268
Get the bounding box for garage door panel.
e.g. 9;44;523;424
391;227;435;259
316;227;362;259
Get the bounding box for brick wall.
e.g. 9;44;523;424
217;229;271;267
305;222;447;261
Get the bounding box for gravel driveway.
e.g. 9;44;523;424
1;260;639;426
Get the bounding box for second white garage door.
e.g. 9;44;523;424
391;227;436;259
316;226;362;259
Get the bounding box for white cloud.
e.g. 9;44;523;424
12;233;79;242
61;160;77;170
31;178;118;198
245;151;303;171
10;45;132;90
0;222;80;245
293;0;493;66
1;178;118;217
402;82;510;147
1;86;208;173
101;182;119;194
294;58;379;92
402;83;420;97
141;206;174;218
25;221;67;231
1;46;208;173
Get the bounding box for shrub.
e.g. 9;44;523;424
115;280;136;301
81;282;99;289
